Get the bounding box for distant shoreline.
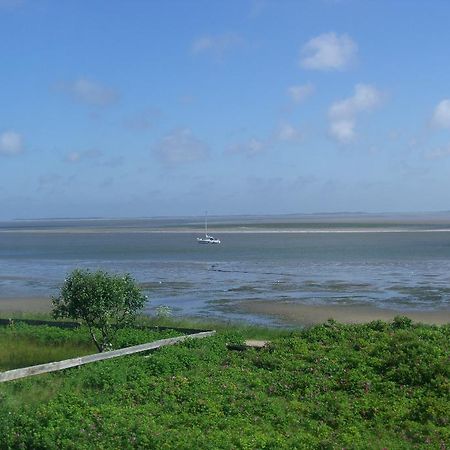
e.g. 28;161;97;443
2;213;450;234
2;228;450;234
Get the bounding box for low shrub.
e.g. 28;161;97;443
0;320;448;449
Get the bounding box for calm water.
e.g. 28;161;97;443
1;218;450;323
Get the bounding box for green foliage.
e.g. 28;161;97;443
0;320;449;449
0;323;180;371
155;305;173;318
52;269;147;352
0;323;95;370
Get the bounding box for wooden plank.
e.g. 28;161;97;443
0;330;215;383
244;339;269;348
227;339;270;351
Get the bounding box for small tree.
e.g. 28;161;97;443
52;269;147;352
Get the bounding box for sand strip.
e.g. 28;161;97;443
0;297;52;314
2;296;450;326
239;301;450;326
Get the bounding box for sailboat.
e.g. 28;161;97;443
197;212;221;244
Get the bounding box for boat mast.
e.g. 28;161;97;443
205;211;208;236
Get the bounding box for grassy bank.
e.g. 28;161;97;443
0;317;449;449
0;324;95;371
0;321;182;371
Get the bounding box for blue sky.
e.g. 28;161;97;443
1;0;450;219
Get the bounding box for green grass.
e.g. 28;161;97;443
0;321;182;372
135;314;293;340
0;317;449;449
0;337;95;371
0;323;95;370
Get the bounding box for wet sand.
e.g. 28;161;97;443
239;301;450;326
0;297;52;314
1;296;450;326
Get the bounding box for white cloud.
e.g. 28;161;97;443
287;83;314;103
64;149;102;163
328;84;382;143
329;119;355;143
424;145;450;160
329;83;381;120
60;78;119;107
276;123;303;142
191;33;245;59
0;131;24;155
227;123;303;158
432;99;450;129
152;128;209;165
300;32;357;71
227;137;267;157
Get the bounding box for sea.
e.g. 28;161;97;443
1;214;450;325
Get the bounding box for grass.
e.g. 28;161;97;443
0;323;95;371
0;312;290;340
135;314;294;340
0;337;95;371
0;320;182;372
0;316;448;449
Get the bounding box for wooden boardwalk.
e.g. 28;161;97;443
0;330;215;383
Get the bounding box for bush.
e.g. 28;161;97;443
52;269;147;352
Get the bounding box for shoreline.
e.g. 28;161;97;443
1;296;450;326
238;300;450;326
0;297;52;313
2;227;450;234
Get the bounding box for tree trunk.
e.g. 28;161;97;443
87;324;103;352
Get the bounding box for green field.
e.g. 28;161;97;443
0;317;449;449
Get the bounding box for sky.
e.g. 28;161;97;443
1;0;450;219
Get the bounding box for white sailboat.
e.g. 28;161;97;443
197;212;221;244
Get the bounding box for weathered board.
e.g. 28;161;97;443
0;330;215;383
227;339;270;351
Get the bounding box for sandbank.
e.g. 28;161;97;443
239;300;450;326
2;296;450;326
0;297;52;314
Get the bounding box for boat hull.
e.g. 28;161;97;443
197;237;221;244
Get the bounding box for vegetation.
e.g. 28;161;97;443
0;322;181;371
52;269;147;352
0;317;449;449
0;323;95;371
